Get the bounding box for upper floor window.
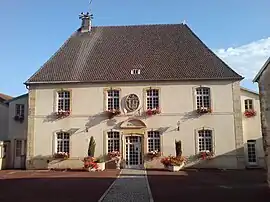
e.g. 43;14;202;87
147;131;161;152
107;90;120;110
244;99;253;110
146;89;159;109
57;91;70;112
196;87;211;109
56;132;70;153
198;129;213;152
15;104;25;116
107;131;120;152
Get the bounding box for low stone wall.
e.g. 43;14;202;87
28;157;117;170
144;155;242;170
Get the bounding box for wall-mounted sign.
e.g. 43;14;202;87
125;94;140;112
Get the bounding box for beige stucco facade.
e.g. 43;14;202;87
24;80;249;170
240;88;265;168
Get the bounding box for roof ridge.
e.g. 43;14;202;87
91;23;185;28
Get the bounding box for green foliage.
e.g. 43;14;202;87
88;136;96;157
95;155;106;163
175;140;182;157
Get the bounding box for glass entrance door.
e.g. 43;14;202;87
125;136;142;168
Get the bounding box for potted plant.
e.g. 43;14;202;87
95;155;106;171
160;155;186;172
83;156;98;171
108;151;121;169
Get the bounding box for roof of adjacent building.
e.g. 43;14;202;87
253;56;270;82
240;87;259;96
0;93;13;103
25;23;243;84
4;93;28;104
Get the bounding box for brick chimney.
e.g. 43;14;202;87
79;12;93;33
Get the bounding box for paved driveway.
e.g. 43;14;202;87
147;169;270;202
0;170;120;202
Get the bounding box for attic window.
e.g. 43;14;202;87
131;69;141;75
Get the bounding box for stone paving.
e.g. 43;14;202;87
99;169;153;202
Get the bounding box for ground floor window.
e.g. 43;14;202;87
247;140;257;163
198;129;213;152
107;131;120;152
147;131;160;152
56;132;70;153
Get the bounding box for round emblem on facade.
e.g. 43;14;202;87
125;94;140;112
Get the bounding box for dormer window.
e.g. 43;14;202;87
131;69;141;75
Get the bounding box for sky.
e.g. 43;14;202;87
0;0;270;97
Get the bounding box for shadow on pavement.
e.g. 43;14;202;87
147;169;270;202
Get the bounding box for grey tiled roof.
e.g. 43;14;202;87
26;24;243;84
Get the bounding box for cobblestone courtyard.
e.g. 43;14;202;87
0;169;269;202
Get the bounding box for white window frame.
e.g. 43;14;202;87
195;87;211;110
107;90;120;111
247;140;257;165
147;131;161;152
107;131;120;153
146;89;159;110
57;91;71;112
15;104;25;116
55;132;70;154
244;99;253;110
197;129;213;152
15;139;26;157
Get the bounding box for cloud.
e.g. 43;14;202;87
214;37;270;79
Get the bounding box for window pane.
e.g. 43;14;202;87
56;132;70;153
146;89;159;109
198;130;212;152
107;90;120;110
196;88;210;109
107;131;120;152
147;131;160;152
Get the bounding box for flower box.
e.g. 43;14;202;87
244;109;256;118
97;162;106;171
53;152;69;159
167;163;185;172
14;115;24;122
145;150;161;160
106;109;121;119
54;110;70;118
145;108;161;116
161;156;186;170
197;107;211;114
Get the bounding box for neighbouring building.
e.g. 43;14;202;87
253;57;270;188
240;87;264;168
0;93;12;169
10;12;262;170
